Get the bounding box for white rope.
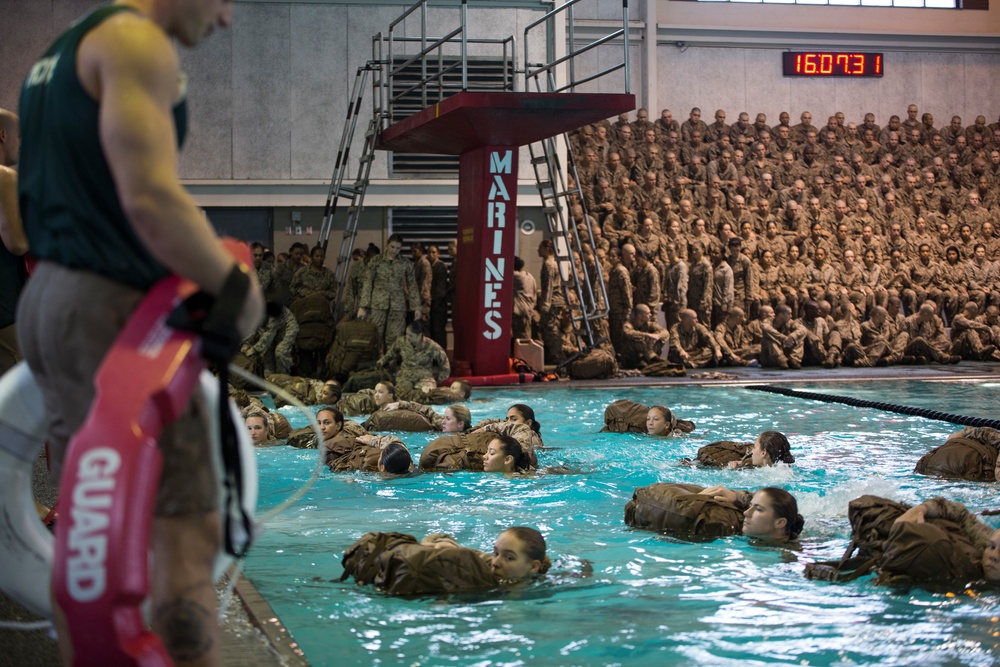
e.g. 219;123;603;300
227;364;326;524
217;365;326;622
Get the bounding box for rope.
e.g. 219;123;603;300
746;385;1000;430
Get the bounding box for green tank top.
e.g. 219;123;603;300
18;5;188;290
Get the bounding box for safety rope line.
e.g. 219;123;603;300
746;384;1000;430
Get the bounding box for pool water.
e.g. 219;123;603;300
244;382;1000;666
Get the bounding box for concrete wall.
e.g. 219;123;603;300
657;48;1000;127
2;0;997;207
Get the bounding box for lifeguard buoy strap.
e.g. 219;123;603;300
746;385;1000;430
167;264;255;558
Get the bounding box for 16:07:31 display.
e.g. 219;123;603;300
782;52;883;77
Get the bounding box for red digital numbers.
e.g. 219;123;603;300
784;52;883;78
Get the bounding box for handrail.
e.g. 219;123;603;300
523;0;630;95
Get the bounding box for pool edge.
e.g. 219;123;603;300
235;573;311;667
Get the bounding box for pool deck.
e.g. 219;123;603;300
3;360;998;666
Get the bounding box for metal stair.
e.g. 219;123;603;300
318;62;387;318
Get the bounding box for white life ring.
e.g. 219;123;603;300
0;361;257;619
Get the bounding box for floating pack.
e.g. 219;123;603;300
339;390;378;417
290;293;334;352
327;320;382;381
340;532;498;595
875;519;984;587
342;367;393;393
914;436;998;482
327;444;381;472
695;441;751;467
419;432;495;471
269;411;291;439
568;349;618;380
364;409;435;432
804;495;910;582
601;399;649;433
624;483;744;540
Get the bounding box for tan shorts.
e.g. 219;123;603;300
17;262;217;516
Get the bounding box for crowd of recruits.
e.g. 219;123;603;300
526;105;1000;371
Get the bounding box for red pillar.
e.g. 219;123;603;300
453;146;519;376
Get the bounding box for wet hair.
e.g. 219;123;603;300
380;442;412;474
387;233;404;245
514;256;525;271
649;405;695;434
501;527;551;575
317;406;344;427
508;404;541;433
245;410;273;438
407;319;424;336
453;380;472;400
758;487;804;540
447;404;472;432
366;243;380;258
376;381;396;399
758;431;794;464
493;434;531;472
322;381;343;403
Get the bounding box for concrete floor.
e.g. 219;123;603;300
0;458;297;667
2;360;997;666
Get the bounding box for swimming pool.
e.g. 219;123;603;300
244;382;1000;666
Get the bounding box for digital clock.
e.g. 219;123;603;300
782;52;883;78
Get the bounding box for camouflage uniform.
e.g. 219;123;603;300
377;334;451;397
669;321;720;368
291;265;337;302
512;268;538;341
339;389;378;416
341;258;369;322
663;259;689;327
715;319;757;363
429;258;450;348
619;320;667;369
949;312;995;360
688;258;714;326
242;306;300;376
256;262;276;301
539;256;567;365
360;254;421;353
903;312;954;362
606;262;633;354
414;255;432;318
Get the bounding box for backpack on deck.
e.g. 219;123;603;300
875;519;984;587
804;495;911;582
290;293;334;352
624;483;745;540
340;531;498;596
568;349;618;380
327;320;382;381
914;436;998;482
695;441;751;467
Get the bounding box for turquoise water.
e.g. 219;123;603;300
244;382;1000;666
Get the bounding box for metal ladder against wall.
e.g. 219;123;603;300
526;134;609;354
318;61;387;317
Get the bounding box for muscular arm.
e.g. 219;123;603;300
0;166;27;255
84;16;262;335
